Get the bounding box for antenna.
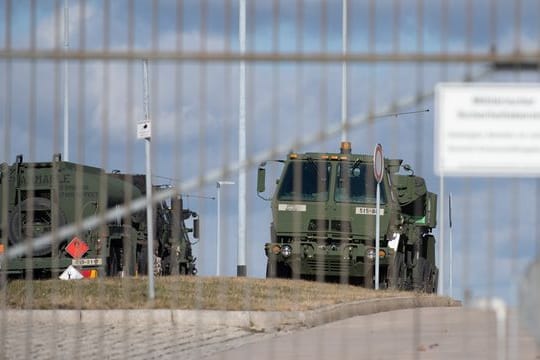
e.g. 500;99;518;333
341;0;348;142
63;0;69;161
372;108;430;120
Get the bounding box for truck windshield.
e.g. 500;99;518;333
277;160;330;202
335;163;386;204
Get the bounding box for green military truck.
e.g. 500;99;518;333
257;142;438;292
0;154;199;280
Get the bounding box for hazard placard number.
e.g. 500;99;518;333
72;258;102;266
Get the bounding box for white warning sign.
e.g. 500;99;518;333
435;83;540;177
59;265;84;280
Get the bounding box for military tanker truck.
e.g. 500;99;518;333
257;142;438;292
0;154;199;280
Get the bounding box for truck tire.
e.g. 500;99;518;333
266;260;290;278
8;197;67;257
122;236;136;277
179;263;188;275
424;264;438;294
431;267;439;293
388;252;406;290
107;246;121;276
137;247;148;276
364;263;374;289
413;257;431;292
266;260;276;278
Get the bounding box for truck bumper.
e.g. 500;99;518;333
265;241;391;279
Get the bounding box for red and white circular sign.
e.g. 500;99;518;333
373;143;384;183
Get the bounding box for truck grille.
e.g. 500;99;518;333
308;219;328;231
308;219;352;233
331;220;351;233
305;258;356;273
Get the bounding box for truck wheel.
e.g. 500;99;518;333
8;197;67;257
266;259;278;278
364;263;374;289
389;252;406;290
179;263;188;275
413;257;431;292
107;246;121;276
419;261;433;293
427;266;439;294
122;236;136;276
153;255;163;276
423;262;438;293
266;260;290;278
137;247;148;276
168;248;179;276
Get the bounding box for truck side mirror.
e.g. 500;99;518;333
257;167;266;193
193;218;200;239
402;164;414;176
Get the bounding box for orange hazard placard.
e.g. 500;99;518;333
65;237;89;259
0;244;4;254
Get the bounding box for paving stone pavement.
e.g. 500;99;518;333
0;317;282;360
0;297;460;359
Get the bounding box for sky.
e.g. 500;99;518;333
1;0;540;306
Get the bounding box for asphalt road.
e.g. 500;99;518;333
205;307;539;360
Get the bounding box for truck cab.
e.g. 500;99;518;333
258;142;438;292
258;142;401;287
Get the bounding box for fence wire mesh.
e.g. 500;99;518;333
1;0;539;359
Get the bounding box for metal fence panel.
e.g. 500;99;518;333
1;0;539;359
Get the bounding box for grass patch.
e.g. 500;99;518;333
2;276;438;311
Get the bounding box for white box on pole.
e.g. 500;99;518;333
137;121;152;140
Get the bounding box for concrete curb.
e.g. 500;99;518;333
3;296;460;331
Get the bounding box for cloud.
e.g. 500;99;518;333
3;1;540;307
34;1;96;50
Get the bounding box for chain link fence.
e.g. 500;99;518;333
1;0;539;359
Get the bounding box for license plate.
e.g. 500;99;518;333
72;258;103;266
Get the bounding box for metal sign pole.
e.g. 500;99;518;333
373;144;384;290
449;192;453;298
216;182;221;276
237;0;247;277
438;175;444;295
141;59;155;300
216;180;234;276
375;182;380;289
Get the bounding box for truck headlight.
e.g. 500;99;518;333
366;248;376;261
281;244;292;258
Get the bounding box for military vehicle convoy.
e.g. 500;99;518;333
257;142;438;292
0;154;199;279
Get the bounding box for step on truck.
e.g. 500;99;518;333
257;142;438;292
0;154;199;281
